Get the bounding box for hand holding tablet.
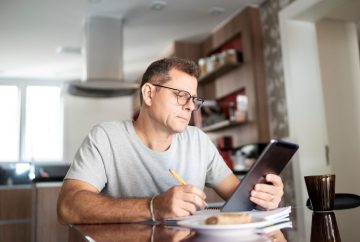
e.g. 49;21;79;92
221;139;299;212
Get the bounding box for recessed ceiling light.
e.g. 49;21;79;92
56;46;81;55
208;7;225;16
88;0;102;4
150;1;167;11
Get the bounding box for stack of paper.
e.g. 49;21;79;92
251;206;291;220
251;206;292;233
169;206;293;233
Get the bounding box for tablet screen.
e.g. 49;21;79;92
221;139;299;212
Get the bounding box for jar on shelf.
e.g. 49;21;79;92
206;57;214;73
235;95;248;122
218;51;226;66
224;49;238;64
198;58;207;77
210;54;221;70
236;95;248;112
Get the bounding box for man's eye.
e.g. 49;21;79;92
177;92;188;98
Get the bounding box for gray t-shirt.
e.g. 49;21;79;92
65;120;232;198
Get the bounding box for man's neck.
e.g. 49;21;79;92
133;113;173;152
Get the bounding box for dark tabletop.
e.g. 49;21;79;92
68;206;360;242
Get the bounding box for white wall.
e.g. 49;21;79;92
316;19;360;193
316;18;360;241
280;17;330;242
63;94;132;164
280;0;360;240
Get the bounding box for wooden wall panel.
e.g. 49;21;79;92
0;187;32;242
174;41;202;61
0;223;31;242
0;188;32;220
34;184;68;242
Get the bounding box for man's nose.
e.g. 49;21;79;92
184;98;196;111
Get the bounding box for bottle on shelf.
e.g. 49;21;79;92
198;58;207;77
235;95;248;122
228;102;236;122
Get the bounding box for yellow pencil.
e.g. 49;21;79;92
169;169;187;185
168;168;208;208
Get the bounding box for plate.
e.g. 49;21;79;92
178;216;272;237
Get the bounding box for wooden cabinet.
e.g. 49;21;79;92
33;182;68;242
0;186;32;242
0;183;68;242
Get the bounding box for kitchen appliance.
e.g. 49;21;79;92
67;15;139;97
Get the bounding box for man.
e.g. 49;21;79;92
57;57;284;224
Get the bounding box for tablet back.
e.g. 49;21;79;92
221;139;299;212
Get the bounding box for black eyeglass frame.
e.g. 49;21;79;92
151;84;204;111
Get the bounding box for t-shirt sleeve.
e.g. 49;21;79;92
200;131;232;188
64;125;110;192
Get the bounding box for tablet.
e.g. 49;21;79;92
221;139;299;212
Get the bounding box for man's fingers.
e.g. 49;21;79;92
250;196;273;209
182;185;207;200
265;174;283;188
251;190;274;202
254;183;278;194
250;194;278;210
250;174;284;210
179;200;198;215
182;193;207;210
171;185;207;210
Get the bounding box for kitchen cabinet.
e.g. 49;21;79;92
32;182;68;242
0;186;32;242
0;183;68;242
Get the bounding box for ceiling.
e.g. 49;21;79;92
0;0;264;82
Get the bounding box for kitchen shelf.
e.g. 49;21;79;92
199;62;241;84
172;7;270;145
202;119;246;132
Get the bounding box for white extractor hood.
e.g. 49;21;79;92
67;15;139;97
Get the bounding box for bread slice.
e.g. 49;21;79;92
205;213;252;225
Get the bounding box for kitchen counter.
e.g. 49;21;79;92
0;164;69;186
0;184;32;189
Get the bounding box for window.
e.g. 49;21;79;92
0;82;63;163
0;86;20;161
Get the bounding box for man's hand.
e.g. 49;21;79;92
249;174;284;210
153;185;207;220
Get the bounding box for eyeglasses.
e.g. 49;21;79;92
152;84;204;111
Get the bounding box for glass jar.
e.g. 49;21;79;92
225;49;238;64
210;54;221;70
198;58;207;77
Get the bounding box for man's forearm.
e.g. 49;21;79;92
58;190;152;224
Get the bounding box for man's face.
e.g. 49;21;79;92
149;68;198;133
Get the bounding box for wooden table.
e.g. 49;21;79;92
68;206;360;242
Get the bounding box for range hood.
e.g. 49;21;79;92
67;15;139;97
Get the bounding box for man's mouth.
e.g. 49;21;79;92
177;116;189;122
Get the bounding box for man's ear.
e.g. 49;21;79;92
142;83;154;106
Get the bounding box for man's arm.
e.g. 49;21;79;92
57;179;151;224
213;173;240;200
213;173;284;210
57;179;207;224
